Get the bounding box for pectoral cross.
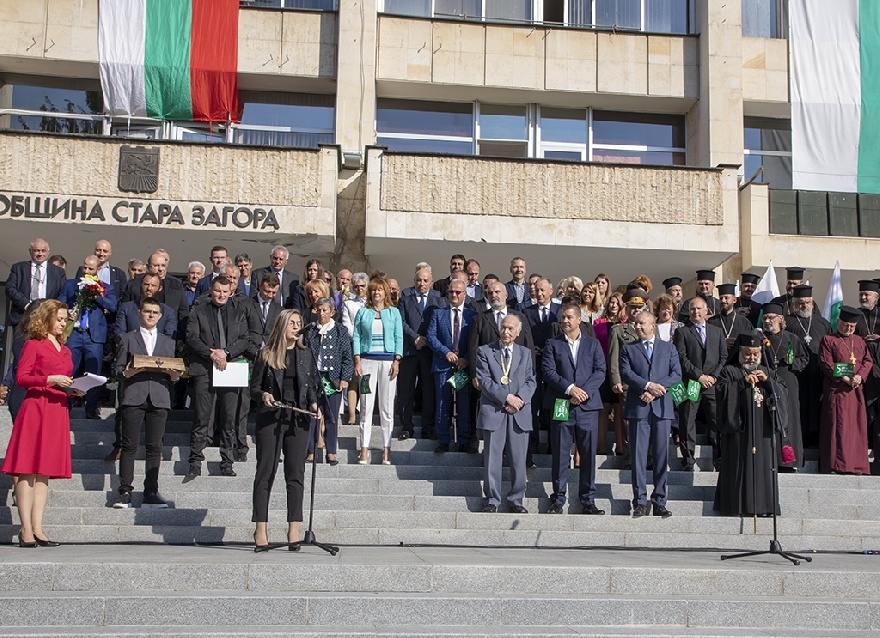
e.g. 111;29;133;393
851;353;857;365
754;388;764;408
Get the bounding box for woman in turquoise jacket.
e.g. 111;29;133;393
352;275;404;465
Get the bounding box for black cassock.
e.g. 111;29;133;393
864;339;880;474
785;313;832;448
713;364;781;516
764;331;808;469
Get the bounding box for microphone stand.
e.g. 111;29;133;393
721;340;810;566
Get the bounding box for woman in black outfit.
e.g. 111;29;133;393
250;309;318;552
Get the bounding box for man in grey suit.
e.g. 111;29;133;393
474;315;536;513
112;297;181;509
620;312;681;518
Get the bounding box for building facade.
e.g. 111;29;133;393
0;0;875;298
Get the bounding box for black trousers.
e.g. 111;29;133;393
398;352;435;436
677;387;718;468
309;391;343;455
189;374;238;469
119;397;168;495
252;408;310;523
235;386;250;453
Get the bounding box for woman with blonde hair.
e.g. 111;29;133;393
2;299;82;547
579;282;602;324
352;275;404;465
250;309;319;551
594;274;611;314
303;278;332;325
653;294;683;342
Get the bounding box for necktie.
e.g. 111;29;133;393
30;264;41;301
261;301;268;323
218;307;227;349
645;340;653;361
496;311;503;332
504;346;511;369
541;307;547;322
79;307;88;329
418;295;426;312
697;324;706;345
452;308;460;352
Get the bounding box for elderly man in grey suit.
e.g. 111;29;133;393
112;297;181;509
474;314;537;514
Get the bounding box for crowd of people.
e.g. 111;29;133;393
1;238;877;550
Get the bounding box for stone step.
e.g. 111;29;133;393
1;590;878;631
5;629;880;638
5;504;880;539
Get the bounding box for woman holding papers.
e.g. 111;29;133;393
2;299;83;547
250;309;319;552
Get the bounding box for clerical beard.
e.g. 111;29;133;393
739;353;761;371
794;308;811;318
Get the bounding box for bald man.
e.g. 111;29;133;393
76;240;127;318
58;255;118;418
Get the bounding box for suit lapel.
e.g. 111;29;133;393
691;324;705;350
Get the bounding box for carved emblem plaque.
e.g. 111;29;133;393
118;146;159;193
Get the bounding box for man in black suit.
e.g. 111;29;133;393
115;273;178;340
398;264;446;440
75;240;127;319
433;254;465;296
251;245;299;307
467;274;498;313
504;257;528;310
678;269;721;320
185;276;252;479
194;246;230;297
248;273;282;347
522;278;563;463
673;296;727;471
709;283;754;351
112;296;181;509
5;237;67;325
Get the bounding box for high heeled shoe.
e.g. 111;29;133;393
253;531;270;553
17;532;37;548
33;535;60;547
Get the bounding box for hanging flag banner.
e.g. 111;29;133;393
98;0;240;123
790;0;880;193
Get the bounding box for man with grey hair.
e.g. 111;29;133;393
128;258;146;281
185;261;206;308
5;237;67;325
398;264;446;439
252;245;298;306
234;253;256;298
714;332;777;516
475;314;536;513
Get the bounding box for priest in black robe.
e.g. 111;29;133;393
760;303;808;471
784;285;832;449
735;272;762;327
711;283;755;350
714;332;780;517
771;267;822;317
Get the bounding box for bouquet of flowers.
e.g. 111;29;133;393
65;275;109;337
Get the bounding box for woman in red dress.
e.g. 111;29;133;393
2;299;81;547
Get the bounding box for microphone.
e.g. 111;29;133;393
296;322;316;336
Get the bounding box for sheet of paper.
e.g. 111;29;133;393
70;372;108;393
212;360;250;388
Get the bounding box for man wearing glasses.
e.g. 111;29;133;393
6;237;67;326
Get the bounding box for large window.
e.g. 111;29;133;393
240;0;336;9
1;83;103;135
377;98;686;166
744;117;792;188
742;0;787;38
380;0;691;33
1;81;335;148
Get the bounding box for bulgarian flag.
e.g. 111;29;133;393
98;0;240;123
823;261;844;327
790;1;880;193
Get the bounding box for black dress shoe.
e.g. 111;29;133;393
17;534;37;548
481;504;497;513
220;467;237;477
466;442;479;454
235;451;248;462
680;463;695;472
85;410;101;420
103;448;121;462
581;504;605;515
632;504;650;518
398;431;412;441
509;505;528;514
434;443;449;454
288;542;301;552
185;465;201;480
547;503;564;514
253;532;270;553
652;504;673;518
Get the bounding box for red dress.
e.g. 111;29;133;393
1;339;73;479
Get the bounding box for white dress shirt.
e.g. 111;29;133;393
30;261;47;300
140;326;158;356
493;307;508;331
564;333;581;396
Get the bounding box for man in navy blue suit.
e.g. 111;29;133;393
522;278;562;464
504;257;528;310
542;303;606;515
5;237;67;326
115;273;177;341
193;246;230;297
620;311;682;518
427;278;477;453
398;264;447;440
58;255;117;419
